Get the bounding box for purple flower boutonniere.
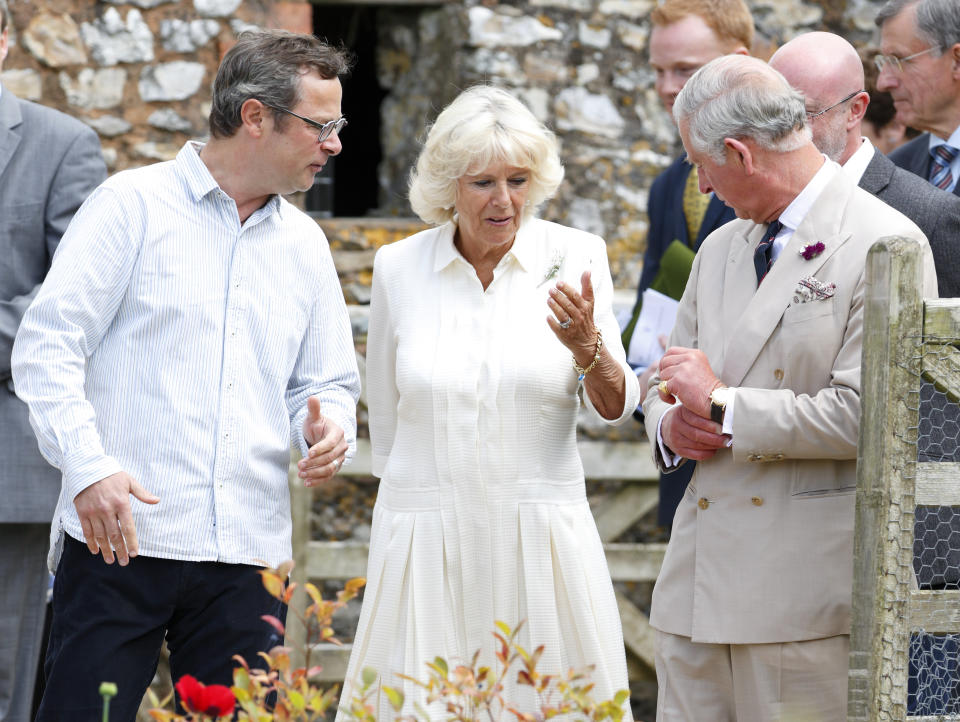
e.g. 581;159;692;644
799;242;825;261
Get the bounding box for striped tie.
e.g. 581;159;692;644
754;220;783;285
930;144;959;191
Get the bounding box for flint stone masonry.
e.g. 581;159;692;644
195;0;244;18
0;69;41;101
23;13;87;68
0;0;897;288
139;61;206;101
104;0;176;7
59;68;127;110
81;8;154;67
149;108;194;132
84;114;133;136
468;6;563;48
555;87;625;138
160;18;221;53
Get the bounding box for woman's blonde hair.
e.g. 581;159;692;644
408;85;564;226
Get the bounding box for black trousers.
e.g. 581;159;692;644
35;535;287;722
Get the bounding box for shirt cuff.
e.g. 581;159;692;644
656;404;683;467
721;388;735;447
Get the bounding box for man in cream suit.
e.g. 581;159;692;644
643;55;937;721
0;1;106;718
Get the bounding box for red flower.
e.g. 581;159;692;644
175;675;236;718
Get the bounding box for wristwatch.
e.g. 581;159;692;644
709;385;731;424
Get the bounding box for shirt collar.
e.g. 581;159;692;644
432;217;537;274
778;155;840;232
177;141;283;219
929;125;960;151
841;136;875;185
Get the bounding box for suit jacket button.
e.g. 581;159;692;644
748;454;759;462
774;453;784;460
751;496;763;506
774;368;784;380
698;497;710;510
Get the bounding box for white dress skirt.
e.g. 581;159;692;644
338;218;640;720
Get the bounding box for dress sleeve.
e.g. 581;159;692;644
366;246;400;477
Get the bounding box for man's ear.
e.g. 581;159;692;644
0;29;9;70
848;91;870;129
951;42;960;79
724;137;754;174
239;98;267;137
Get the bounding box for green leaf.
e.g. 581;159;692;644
433;657;448;676
361;666;378;689
383;686;405;711
613;690;629;706
494;620;512;637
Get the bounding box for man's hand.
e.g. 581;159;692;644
74;471;159;566
657;346;721;418
661;406;729;461
299;396;347;487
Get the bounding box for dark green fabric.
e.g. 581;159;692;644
621;239;696;352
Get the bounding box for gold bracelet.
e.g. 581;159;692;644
573;327;603;382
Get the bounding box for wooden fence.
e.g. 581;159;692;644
848;236;960;721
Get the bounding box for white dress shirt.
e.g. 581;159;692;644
12;141;360;569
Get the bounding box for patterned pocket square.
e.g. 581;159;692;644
792;276;836;304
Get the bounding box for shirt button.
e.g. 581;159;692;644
748;454;760;462
774;368;784;380
751;496;764;506
698;497;710;510
774;453;784;461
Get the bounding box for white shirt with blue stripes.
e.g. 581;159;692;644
12;141;360;569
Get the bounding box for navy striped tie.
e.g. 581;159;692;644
930;144;958;191
754;220;783;285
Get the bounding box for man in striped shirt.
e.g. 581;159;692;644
12;30;360;719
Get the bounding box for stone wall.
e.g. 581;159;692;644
3;0;890;288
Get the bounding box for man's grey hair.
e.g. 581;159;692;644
672;55;809;165
877;0;960;56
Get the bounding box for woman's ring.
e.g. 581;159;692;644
658;380;669;395
559;318;572;329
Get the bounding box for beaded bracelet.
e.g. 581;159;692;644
573;327;603;383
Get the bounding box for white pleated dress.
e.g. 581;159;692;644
339;218;640;720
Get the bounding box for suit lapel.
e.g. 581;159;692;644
720;171;856;387
858;150;893;195
696;195;728;247
0;92;23;181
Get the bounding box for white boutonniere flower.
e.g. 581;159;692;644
538;250;564;287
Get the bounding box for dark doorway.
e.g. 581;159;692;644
310;6;388;217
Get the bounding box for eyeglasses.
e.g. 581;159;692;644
806;89;863;120
873;45;941;73
260;101;347;142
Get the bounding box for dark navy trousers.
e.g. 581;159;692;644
34;535;287;721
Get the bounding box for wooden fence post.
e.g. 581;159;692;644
848;236;925;721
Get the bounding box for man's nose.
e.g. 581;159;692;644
320;130;342;156
876;65;897;93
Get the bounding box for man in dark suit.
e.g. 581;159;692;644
0;2;107;719
622;0;753;532
875;0;960;196
772;29;960;717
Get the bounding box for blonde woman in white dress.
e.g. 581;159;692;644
339;85;639;720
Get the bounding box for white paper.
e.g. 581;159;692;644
627;288;679;369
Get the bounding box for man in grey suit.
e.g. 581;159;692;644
0;2;106;718
643;54;936;720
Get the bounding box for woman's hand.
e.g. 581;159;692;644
547;271;598;364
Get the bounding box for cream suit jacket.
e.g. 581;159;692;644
642;169;938;644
